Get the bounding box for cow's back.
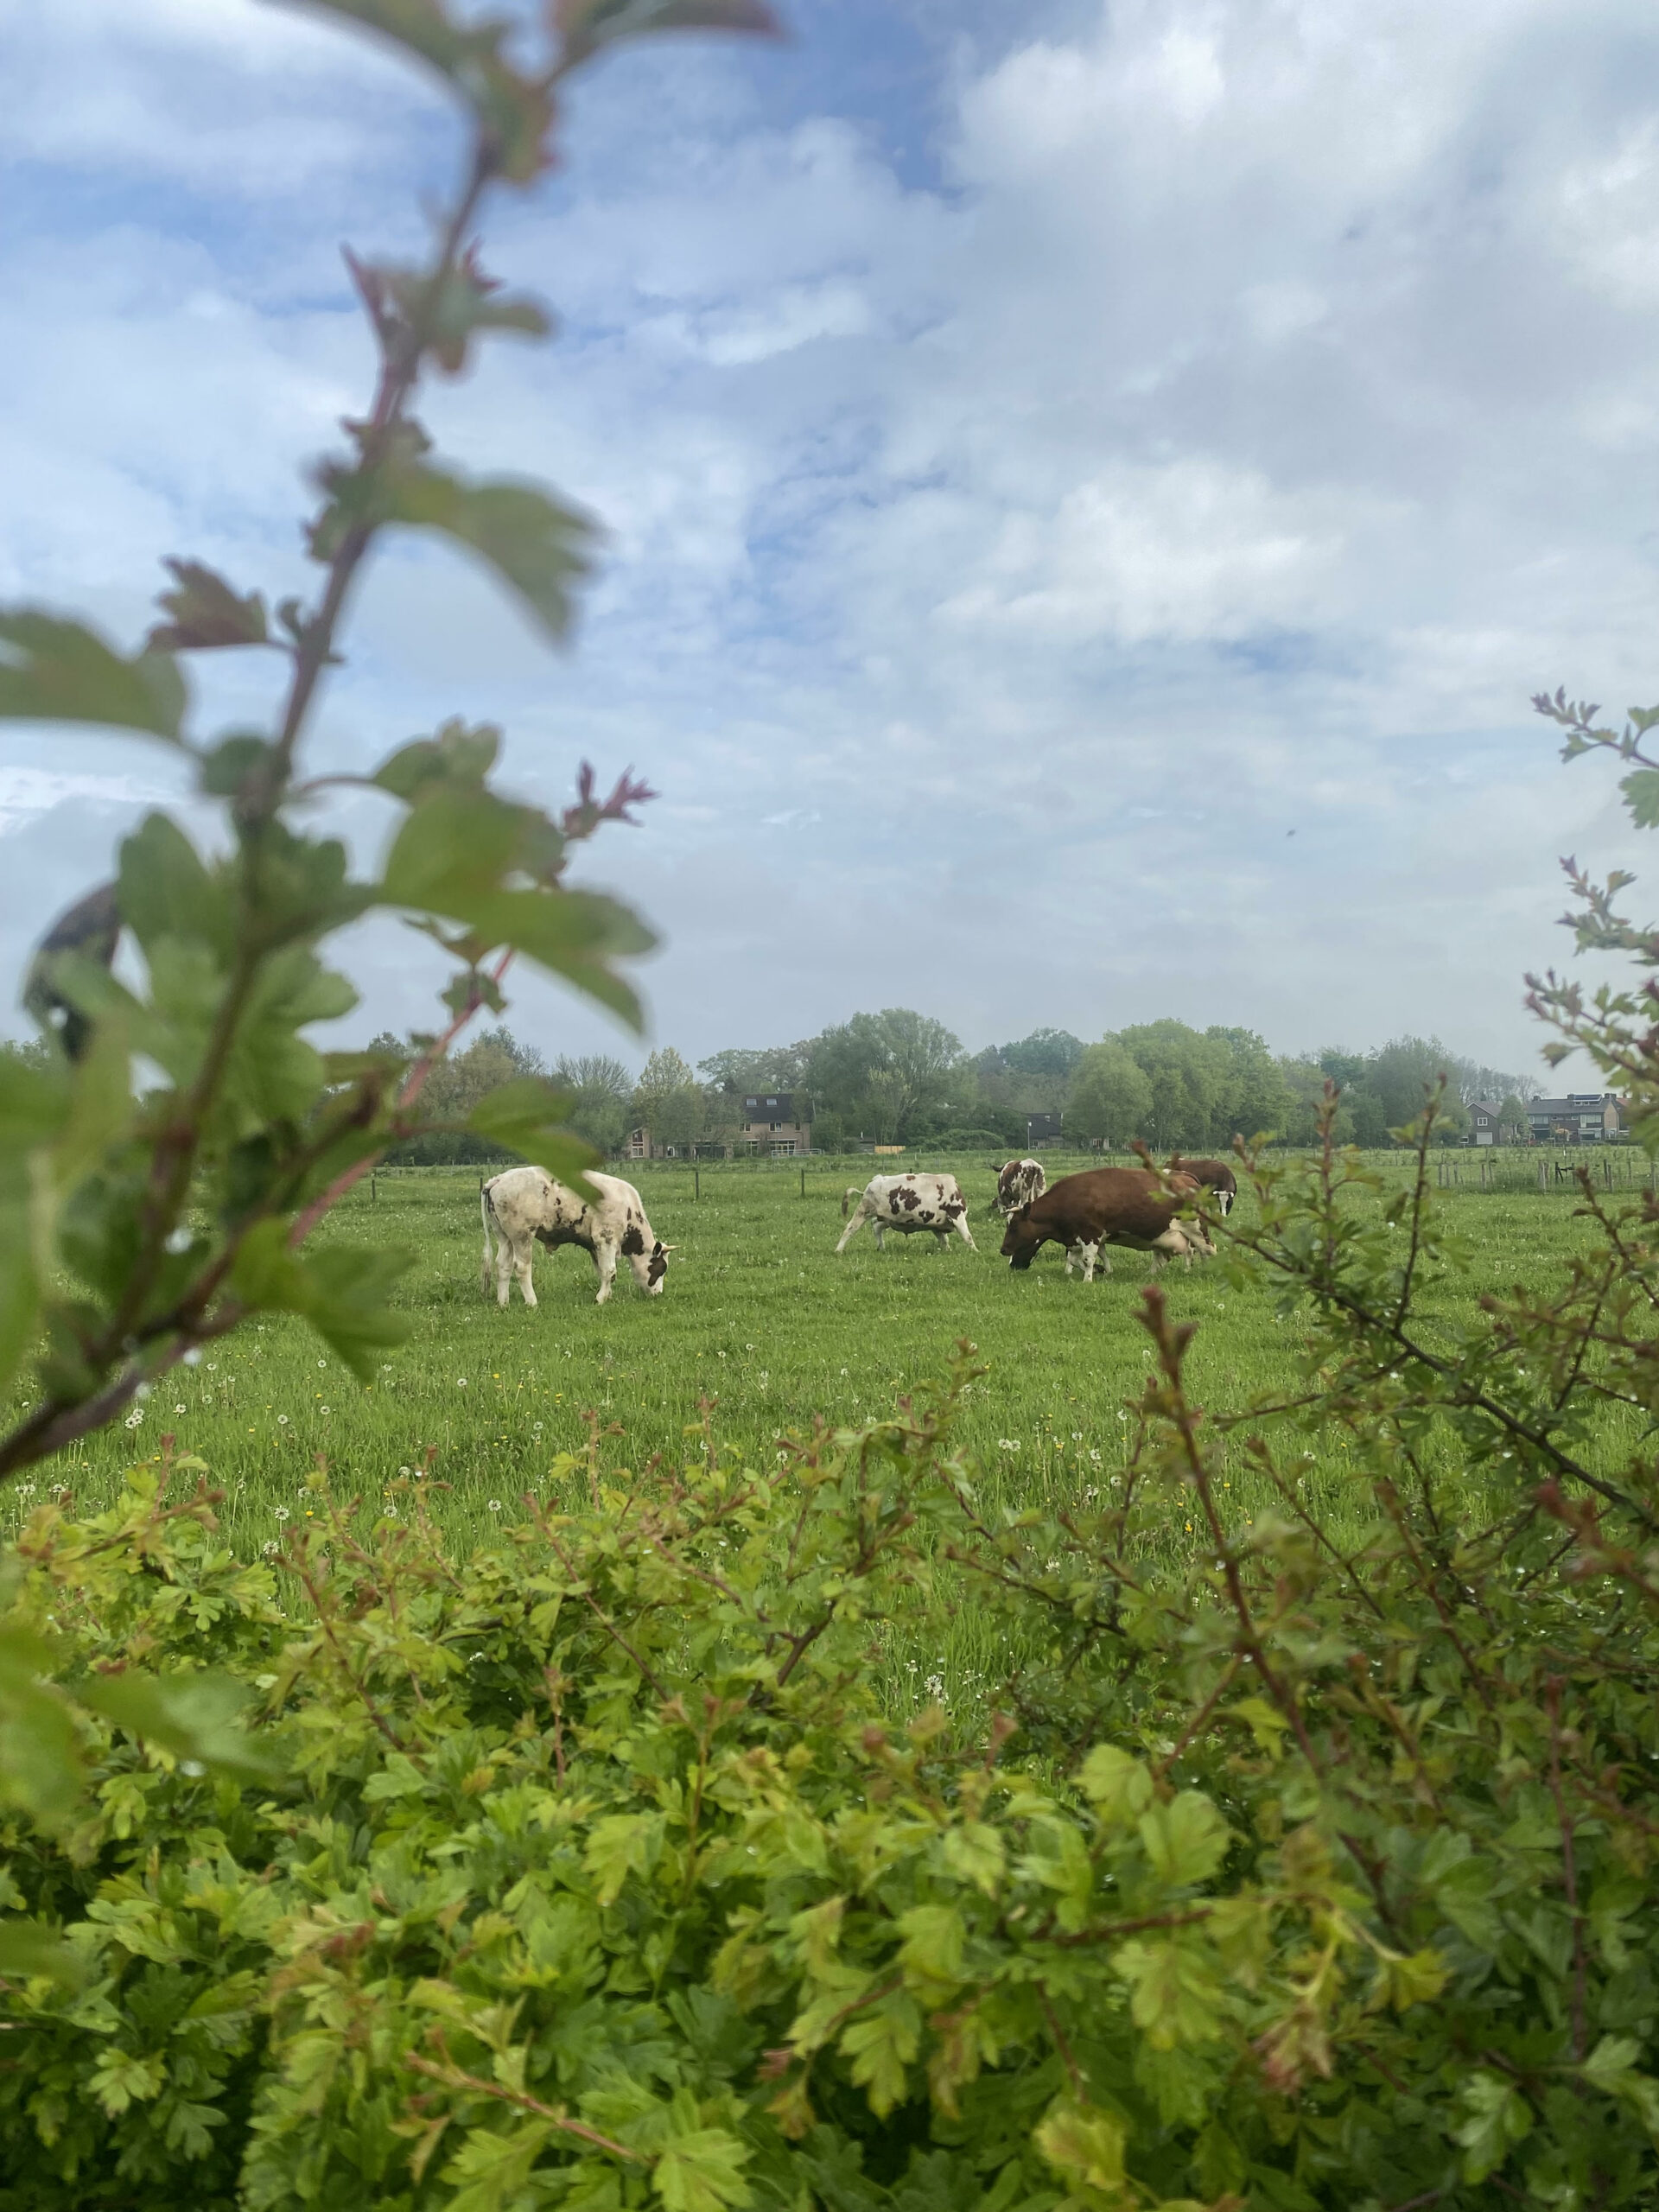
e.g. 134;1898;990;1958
1030;1166;1190;1240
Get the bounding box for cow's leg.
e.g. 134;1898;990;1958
835;1202;873;1255
480;1193;495;1300
493;1230;515;1307
513;1233;537;1306
592;1240;619;1304
872;1221;886;1251
933;1228;949;1251
952;1212;976;1250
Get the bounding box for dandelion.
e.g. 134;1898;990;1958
124;1408;144;1429
320;1407;330;1416
262;1541;280;1558
397;1465;411;1478
175;1404;187;1415
1072;1432;1083;1441
840;1367;849;1376
1089;1449;1102;1463
206;1363;217;1371
532;1422;543;1433
277;1414;289;1427
487;1499;501;1513
997;1439;1020;1452
317;1359;327;1370
273;1507;290;1522
456;1377;468;1389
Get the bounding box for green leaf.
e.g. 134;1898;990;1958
465;888;653;1026
1078;1742;1154;1826
1033;2097;1127;2195
1621;767;1659;829
839;1993;920;2116
941;1821;1005;1897
1113;1937;1226;2050
896;1903;965;1987
652;2127;753;2212
118;814;234;964
385;463;595;639
1138;1792;1229;1886
465;1077;599;1190
0;1626;84;1828
146;559;270;652
584;1812;659;1905
74;1670;285;1785
0;1920;86;1986
0;610;187;740
291;0;556;178
381;786;560;909
556;0;781;67
229;1219;413;1379
1452;2071;1532;2183
372;716;502;800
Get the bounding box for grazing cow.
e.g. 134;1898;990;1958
1168;1155;1238;1216
1001;1167;1214;1283
480;1166;671;1307
996;1157;1047;1217
836;1173;976;1255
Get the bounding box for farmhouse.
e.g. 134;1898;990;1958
739;1092;812;1156
1523;1093;1626;1144
1026;1109;1064;1148
1468;1093;1626;1146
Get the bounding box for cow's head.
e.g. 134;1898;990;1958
1000;1205;1040;1270
646;1240;672;1291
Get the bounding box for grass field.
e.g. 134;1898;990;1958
10;1149;1641;1607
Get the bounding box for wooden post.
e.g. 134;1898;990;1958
371;1173;377;1205
800;1166;806;1200
694;1168;700;1204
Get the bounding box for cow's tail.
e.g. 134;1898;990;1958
842;1185;861;1218
480;1180;498;1298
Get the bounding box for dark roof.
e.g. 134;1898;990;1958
742;1093;807;1122
1526;1095;1618;1116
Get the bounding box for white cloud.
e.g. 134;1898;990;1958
4;0;1659;1080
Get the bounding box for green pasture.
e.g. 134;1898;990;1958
10;1151;1642;1608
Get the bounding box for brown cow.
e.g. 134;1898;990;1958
1168;1155;1238;1216
1000;1166;1214;1281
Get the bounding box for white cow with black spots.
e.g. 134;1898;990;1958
480;1166;671;1306
836;1173;976;1255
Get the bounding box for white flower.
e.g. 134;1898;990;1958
124;1409;144;1429
262;1541;279;1557
1089;1449;1102;1463
277;1414;289;1427
320;1407;330;1415
1072;1432;1083;1441
840;1366;849;1376
317;1360;327;1370
487;1499;501;1512
175;1404;187;1414
206;1362;217;1371
397;1465;410;1478
532;1422;543;1433
997;1438;1020;1452
456;1377;467;1388
273;1507;290;1522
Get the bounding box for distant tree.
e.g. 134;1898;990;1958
1368;1036;1470;1143
1278;1058;1352;1147
632;1046;703;1152
1205;1025;1290;1141
1068;1041;1154;1148
1497;1093;1530;1143
806;1009;963;1140
0;1035;55;1072
696;1042;810;1095
995;1028;1085;1080
552;1053;632;1156
1116;1020;1231;1149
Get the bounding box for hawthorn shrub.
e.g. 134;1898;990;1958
6;1142;1659;2212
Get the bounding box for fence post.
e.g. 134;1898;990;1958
371;1173;377;1205
694;1168;700;1204
800;1166;806;1200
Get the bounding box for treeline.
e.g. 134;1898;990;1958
349;1014;1535;1162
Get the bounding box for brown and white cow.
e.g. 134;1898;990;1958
1168;1155;1238;1216
996;1157;1047;1217
1001;1166;1213;1282
480;1166;671;1306
836;1173;976;1255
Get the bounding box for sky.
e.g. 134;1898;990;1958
4;0;1659;1084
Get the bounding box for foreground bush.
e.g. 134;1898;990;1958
5;1230;1659;2211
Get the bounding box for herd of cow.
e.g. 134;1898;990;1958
478;1154;1236;1307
